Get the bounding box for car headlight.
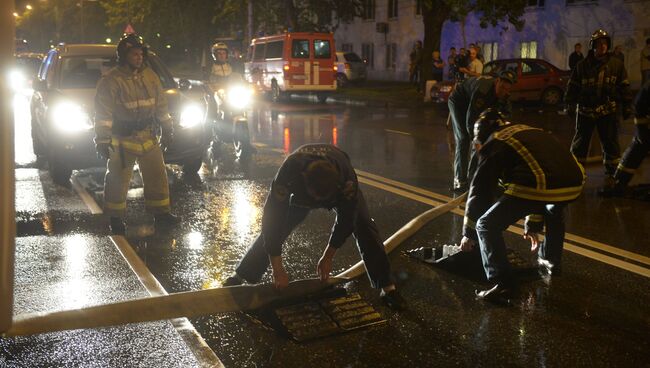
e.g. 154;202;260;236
179;104;204;128
226;85;253;109
440;85;453;93
51;102;93;133
8;69;26;92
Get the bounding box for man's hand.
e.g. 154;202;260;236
96;142;113;160
270;256;289;289
460;236;476;252
524;231;540;253
317;246;337;282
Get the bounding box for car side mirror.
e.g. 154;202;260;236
178;78;191;91
32;79;47;91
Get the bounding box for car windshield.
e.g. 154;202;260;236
145;55;178;90
15;57;42;77
344;52;362;62
60;56;115;89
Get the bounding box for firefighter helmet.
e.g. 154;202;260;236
473;108;507;145
589;29;611;51
211;42;229;61
116;33;148;65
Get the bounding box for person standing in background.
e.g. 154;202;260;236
569;43;584;71
432;50;444;82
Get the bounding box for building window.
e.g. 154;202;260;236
385;43;397;70
526;0;545;7
388;0;399;19
415;0;423;15
520;41;537;59
566;0;597;5
479;42;499;63
362;0;375;20
341;43;354;52
362;43;375;69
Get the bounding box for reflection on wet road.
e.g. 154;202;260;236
12;93;650;367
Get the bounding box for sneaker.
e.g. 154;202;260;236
475;282;513;305
222;273;244;287
380;289;406;311
109;217;126;235
154;212;182;227
538;258;561;277
451;184;468;194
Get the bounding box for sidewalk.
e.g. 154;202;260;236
1;168;218;367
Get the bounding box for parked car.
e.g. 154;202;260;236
244;32;337;103
30;44;211;185
10;52;44;93
430;58;571;106
335;51;367;87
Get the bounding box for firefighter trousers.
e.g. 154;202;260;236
103;140;171;217
570;113;620;175
615;123;650;185
235;190;393;289
475;196;567;282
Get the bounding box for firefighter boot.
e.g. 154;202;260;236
109;217;126;236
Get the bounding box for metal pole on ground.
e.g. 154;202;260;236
0;0;17;333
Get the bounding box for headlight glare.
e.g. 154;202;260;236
227;86;253;109
9;69;26;92
51;102;93;133
179;104;204;128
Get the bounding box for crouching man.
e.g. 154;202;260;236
461;109;585;301
223;144;405;310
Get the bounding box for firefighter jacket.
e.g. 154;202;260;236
95;65;172;154
449;76;512;128
565;52;631;118
262;144;359;256
463;124;586;240
634;80;650;126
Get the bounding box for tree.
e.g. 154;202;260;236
419;0;526;85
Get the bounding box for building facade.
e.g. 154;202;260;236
334;0;650;87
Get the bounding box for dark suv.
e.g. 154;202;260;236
30;44;210;185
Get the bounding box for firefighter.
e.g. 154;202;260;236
222;144;405;310
600;80;650;198
448;70;516;193
565;29;632;179
207;42;241;85
95;34;180;235
460;109;585;301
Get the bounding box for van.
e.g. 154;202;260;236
245;32;337;103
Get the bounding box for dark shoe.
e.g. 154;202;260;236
109;217;126;235
475;283;513;305
380;289;406;311
222;273;244;287
154;213;182;227
451;184;468;194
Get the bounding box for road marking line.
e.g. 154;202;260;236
356;169;453;203
70;176;103;214
384;129;412;136
70;179;222;367
111;236;224;368
357;172;650;278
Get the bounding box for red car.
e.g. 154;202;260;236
430;58;571;106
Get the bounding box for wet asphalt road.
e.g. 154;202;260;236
10;92;650;367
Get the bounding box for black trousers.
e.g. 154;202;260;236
570;113;620;175
615;124;650;185
448;98;477;188
475;196;567;282
235;190;393;289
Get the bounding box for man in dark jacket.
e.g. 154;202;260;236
601;80;650;198
461;109;585;301
448;70;516;192
565;29;632;178
223;144;405;309
568;43;584;71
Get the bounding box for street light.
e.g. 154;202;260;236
25;5;33;10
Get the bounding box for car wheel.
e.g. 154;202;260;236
233;121;252;159
541;87;563;106
49;159;72;186
336;73;348;88
182;157;203;174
